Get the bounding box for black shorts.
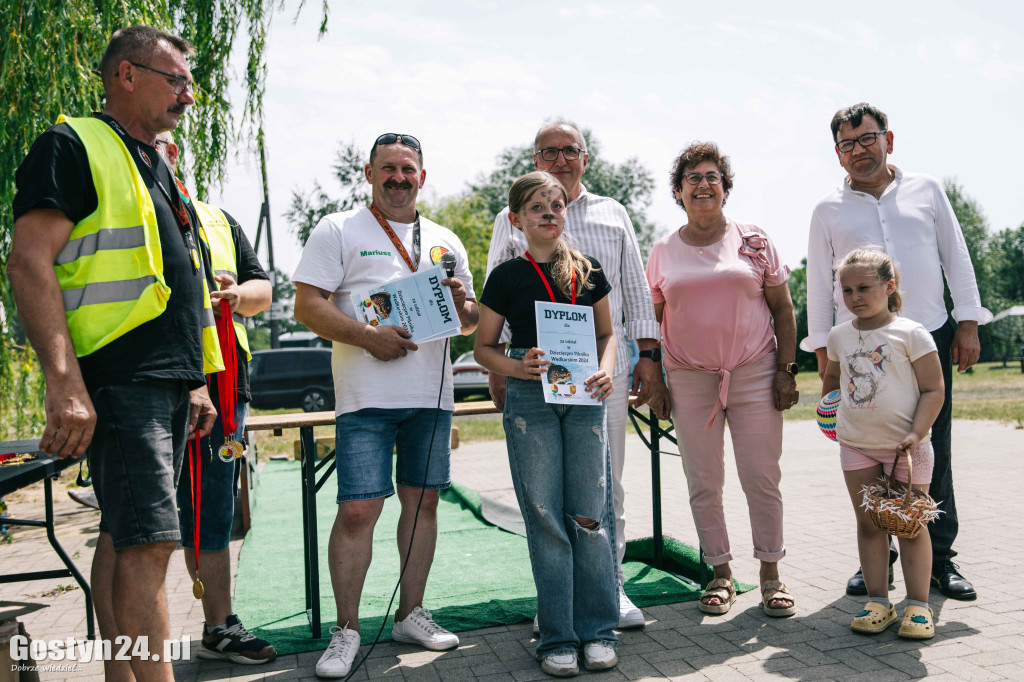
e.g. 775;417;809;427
88;380;191;550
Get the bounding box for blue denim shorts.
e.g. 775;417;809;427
334;408;453;503
177;402;248;551
88;380;191;550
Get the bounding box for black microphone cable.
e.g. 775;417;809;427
344;336;451;680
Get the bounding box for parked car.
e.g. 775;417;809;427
249;348;335;412
452;351;490;401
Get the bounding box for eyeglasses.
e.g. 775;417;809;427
535;146;586;162
130;62;193;95
154;139;169;148
836;130;887;153
373;133;422;151
683;171;723;185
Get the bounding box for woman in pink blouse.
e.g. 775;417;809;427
646;142;800;618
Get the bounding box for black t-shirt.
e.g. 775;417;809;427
13;115;206;390
481;256;612;349
206;210;268;403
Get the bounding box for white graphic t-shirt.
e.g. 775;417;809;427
293;207;475;416
826;316;937;449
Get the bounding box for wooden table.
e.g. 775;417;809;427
0;440;95;640
244;399;674;638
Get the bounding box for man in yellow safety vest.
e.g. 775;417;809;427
8;25;218;681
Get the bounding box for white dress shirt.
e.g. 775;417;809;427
802;166;991;352
485;185;660;376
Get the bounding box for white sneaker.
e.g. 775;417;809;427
618;584;644;628
392;606;459;651
68;488;99;510
582;642;618;671
532;614;540;635
540;651;578;677
315;626;359;678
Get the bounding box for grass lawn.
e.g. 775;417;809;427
248;362;1023;454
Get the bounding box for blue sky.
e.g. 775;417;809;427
206;0;1024;275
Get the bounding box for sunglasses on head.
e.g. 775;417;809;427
373;133;422;151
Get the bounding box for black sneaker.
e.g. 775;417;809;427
197;614;277;664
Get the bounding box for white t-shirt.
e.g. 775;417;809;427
292;207;475;416
826;316;937;449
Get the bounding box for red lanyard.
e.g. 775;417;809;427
187;432;204;598
524;252;576;304
369;203;420;272
214;299;238;440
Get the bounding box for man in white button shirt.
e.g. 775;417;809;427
486;119;670;629
804;103;992;601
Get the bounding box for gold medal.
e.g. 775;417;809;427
193;578;204;599
217;443;235;462
217;439;244;462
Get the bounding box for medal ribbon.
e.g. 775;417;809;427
187;431;204;598
524;252;576;304
369;203;420;272
214;299;238;441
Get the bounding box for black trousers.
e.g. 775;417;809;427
927;321;957;565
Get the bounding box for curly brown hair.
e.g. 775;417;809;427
669;141;734;209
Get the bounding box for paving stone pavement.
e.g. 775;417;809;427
1;419;1021;680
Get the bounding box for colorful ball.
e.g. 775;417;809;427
816;390;841;442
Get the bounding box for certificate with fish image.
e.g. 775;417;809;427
350;266;462;344
535;301;600;405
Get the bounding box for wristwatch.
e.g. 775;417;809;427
777;362;798;376
638;348;662;362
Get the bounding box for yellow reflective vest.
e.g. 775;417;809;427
193;200;252;361
55;115;223;373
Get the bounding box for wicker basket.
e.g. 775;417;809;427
861;448;941;539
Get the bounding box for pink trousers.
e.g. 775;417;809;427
666;353;785;566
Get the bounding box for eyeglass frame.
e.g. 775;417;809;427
129;62;193;95
835;130;888;153
682;171;723;186
534;146;587;162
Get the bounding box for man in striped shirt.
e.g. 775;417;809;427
485;119;668;629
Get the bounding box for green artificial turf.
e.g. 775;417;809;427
234;460;752;655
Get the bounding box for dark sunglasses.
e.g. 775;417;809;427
373;133;422;151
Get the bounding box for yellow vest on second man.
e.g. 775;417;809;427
193;200;252;361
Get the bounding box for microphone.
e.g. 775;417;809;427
439;251;457;278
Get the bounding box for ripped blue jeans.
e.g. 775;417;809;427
503;352;618;658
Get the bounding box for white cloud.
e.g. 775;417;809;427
633;4;661;19
977;58;1024;80
951;38;980;63
917;42;929;63
584;91;612;111
791;22;839;42
586;5;613;19
713;22;752;38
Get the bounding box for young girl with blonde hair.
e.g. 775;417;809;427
475;171;618;677
823;248;944;639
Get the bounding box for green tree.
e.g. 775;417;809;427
944;179;999;361
785;259;818;371
984;224;1024;362
421;194;495;361
469;130;662;257
0;1;325;432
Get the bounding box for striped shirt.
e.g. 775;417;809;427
485;185;660;376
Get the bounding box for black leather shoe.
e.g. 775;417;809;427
932;560;977;600
846;549;899;596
